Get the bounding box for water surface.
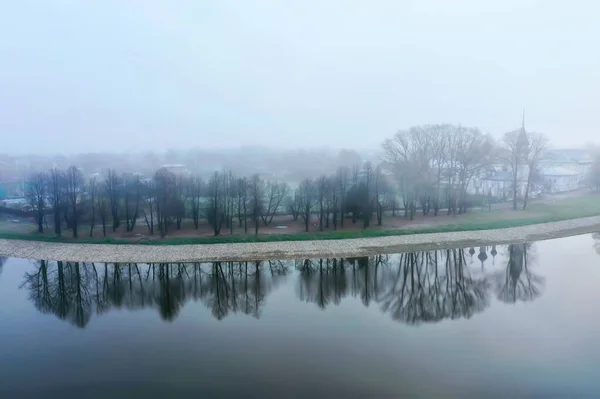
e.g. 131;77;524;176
1;234;600;398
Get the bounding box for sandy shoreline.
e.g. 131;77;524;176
1;216;599;262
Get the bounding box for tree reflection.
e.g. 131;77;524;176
296;249;490;325
21;260;290;328
20;244;547;329
493;243;544;303
21;260;93;328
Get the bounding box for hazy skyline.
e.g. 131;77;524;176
1;0;598;154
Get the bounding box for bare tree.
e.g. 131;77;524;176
141;180;156;236
207;171;226;236
298;178;316;232
502;128;529;210
26;172;47;233
105;169;121;231
154;169;176;237
336;166;349;227
453;127;495;214
316;175;328;231
430;125;450;215
65;166;84;237
361;162;375;228
224;171;236;235
48;167;64;237
382;128;430;221
188;176;204;230
237;177;249;233
286;191;301;222
374;165;391;226
249;174;264;236
97;192;109;237
261;181;288;226
522;132;549;210
88;177;97;237
328;175;340;230
174;175;188;230
124;174;142;232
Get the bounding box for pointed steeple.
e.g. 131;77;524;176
516;111;529;159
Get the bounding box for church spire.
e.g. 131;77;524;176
516;111;529;159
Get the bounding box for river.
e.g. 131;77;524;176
0;233;599;397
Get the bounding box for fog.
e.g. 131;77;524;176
1;0;598;155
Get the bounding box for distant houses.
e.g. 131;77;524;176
472;148;594;200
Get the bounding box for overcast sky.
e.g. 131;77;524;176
1;0;598;154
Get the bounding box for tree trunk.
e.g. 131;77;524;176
512;172;518;210
523;175;531;210
54;208;61;237
304;208;310;232
243;203;248;234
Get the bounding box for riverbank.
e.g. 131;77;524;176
3;191;598;246
1;216;599;262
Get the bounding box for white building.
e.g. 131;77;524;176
540;166;579;193
539;149;593;186
158;164;191;178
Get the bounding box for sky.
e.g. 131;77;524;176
0;0;598;154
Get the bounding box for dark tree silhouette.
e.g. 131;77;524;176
65;165;84;237
298;178;316;232
25;172;47;233
48;168;64;236
494;243;545;303
21;260;93;328
105;169;121;232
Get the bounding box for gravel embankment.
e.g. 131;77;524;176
1;216;599;262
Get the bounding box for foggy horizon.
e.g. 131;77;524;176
2;1;599;154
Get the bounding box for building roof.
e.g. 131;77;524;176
540;166;579;177
542;149;593;164
160;164;186;168
482;170;514;181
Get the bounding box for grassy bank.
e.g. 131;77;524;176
1;194;599;245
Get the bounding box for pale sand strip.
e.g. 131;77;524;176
1;216;599;262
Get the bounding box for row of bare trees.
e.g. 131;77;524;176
25;166;86;236
25;161;398;239
288;162;395;232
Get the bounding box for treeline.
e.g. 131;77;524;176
25;161;396;238
23;124;555;239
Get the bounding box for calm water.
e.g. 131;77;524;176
1;234;600;398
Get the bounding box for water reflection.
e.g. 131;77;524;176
20;261;291;327
493;244;544;303
296;249;490;324
19;243;545;329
